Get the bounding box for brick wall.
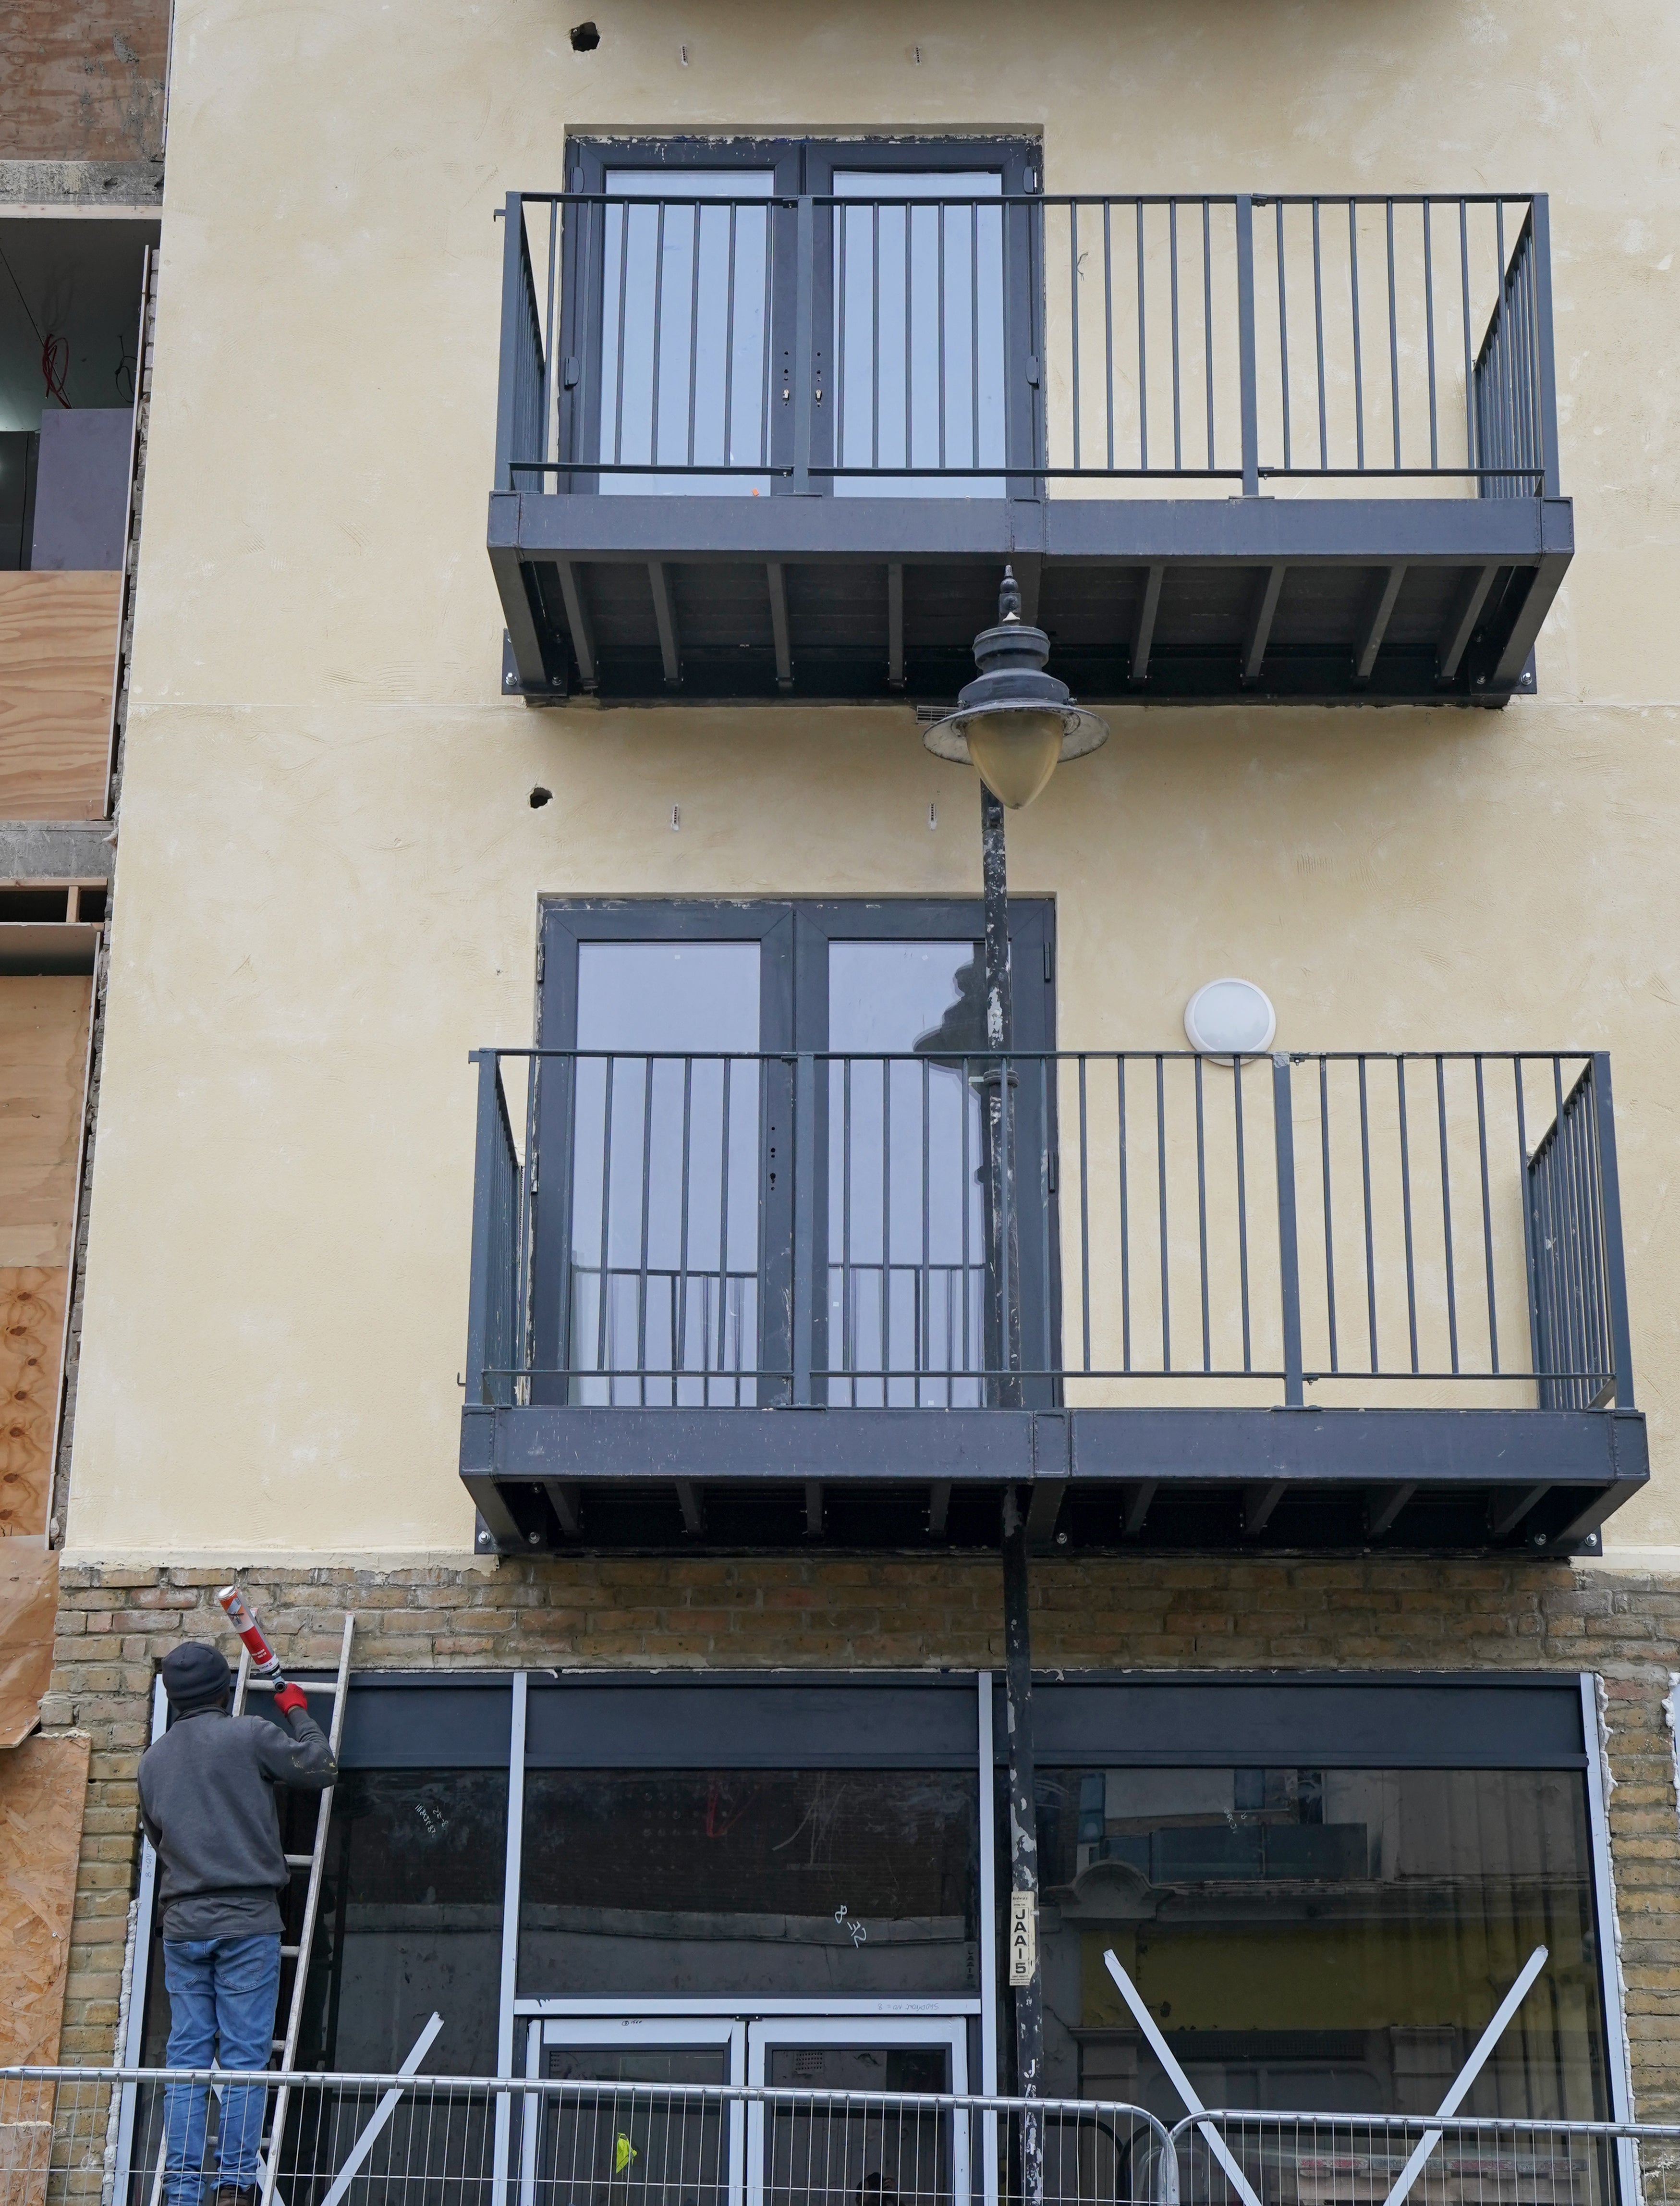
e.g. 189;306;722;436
45;1555;1680;2113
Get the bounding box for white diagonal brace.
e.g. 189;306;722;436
1379;1945;1548;2206
1103;1949;1263;2206
316;2012;446;2206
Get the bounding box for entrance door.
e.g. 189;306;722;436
747;2019;969;2206
523;2019;747;2206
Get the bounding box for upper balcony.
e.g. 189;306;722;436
489;182;1570;709
460;1045;1644;1556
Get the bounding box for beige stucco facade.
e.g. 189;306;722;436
62;0;1680;1558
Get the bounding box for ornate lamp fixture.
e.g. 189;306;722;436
921;567;1108;809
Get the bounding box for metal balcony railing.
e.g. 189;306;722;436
463;1049;1631;1416
12;2066;1674;2206
495;191;1558;498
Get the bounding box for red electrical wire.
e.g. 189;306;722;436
41;332;70;408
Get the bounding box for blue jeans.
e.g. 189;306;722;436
162;1934;282;2204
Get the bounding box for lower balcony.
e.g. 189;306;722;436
460;1046;1645;1556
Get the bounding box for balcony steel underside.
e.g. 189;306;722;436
491;492;1574;708
462;1402;1645;1556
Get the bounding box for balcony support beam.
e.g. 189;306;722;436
1129;563;1164;685
648;560;681;687
1354;564;1406;683
767;561;793;690
1366;1482;1416;1538
1438;562;1500;681
1242;564;1286;683
555;559;597;690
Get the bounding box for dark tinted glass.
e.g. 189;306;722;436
1007;1766;1609;2121
301;1769;508;2074
520;1769;979;1996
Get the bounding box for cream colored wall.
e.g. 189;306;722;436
62;0;1680;1556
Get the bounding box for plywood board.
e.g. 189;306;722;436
0;1277;65;1540
0;1733;89;2069
0;1550;57;1748
0;574;119;821
0;980;92;1269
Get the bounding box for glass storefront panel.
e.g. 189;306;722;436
303;1769;508;2074
1010;1766;1609;2122
519;1769;979;1997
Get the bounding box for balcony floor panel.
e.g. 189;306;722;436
462;1403;1644;1558
493;492;1570;707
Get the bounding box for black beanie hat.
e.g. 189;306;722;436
161;1642;232;1712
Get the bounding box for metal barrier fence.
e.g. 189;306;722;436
0;2069;1169;2206
494;191;1558;496
465;1048;1632;1412
8;2072;1680;2206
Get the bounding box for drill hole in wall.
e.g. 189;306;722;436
569;20;599;49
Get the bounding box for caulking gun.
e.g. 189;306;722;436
217;1585;310;1715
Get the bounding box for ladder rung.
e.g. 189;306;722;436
284;1854;314;1867
246;1677;340;1693
280;1945;301;1959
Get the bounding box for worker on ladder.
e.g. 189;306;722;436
138;1642;338;2206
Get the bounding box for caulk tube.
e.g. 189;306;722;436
216;1585;286;1685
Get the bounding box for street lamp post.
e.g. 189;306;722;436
923;567;1108;2187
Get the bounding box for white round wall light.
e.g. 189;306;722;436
1184;978;1277;1060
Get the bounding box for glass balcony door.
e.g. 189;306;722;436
533;899;1055;1410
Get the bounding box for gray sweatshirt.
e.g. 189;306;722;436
137;1703;338;1940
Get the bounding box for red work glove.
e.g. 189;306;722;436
273;1681;309;1718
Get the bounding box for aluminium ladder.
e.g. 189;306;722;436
229;1612;356;2206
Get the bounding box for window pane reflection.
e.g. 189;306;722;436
569;941;762;1404
1018;1767;1609;2123
827;941;986;1406
520;1770;979;1997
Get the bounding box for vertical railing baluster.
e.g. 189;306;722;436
842;1055;853;1405
1195;1054;1211;1370
1349;199;1366;471
612;201;631;469
675;1056;694;1396
1170;202;1183;471
1386;197;1401;469
1157;1054;1171;1371
1436;1056;1460;1374
1273;1055;1304;1407
686;201;702;469
634;1056;656;1402
1276;198;1291;473
1104;199;1116;472
650;200;667;469
1313;198;1328;471
1236;194;1259;493
1078;1056;1092;1374
1038;1055;1054;1381
723;201;738;470
836;200;848;477
921;1057;932;1407
1070;199;1082;471
1118;1056;1132;1373
1474;1055;1499;1374
1359;1055;1378;1372
1202;198;1217;469
793;1052;816;1405
1514;1057;1544;1390
1396;1056;1419;1373
1234;1055;1252;1373
1460;199;1475;484
1319;1056;1338;1374
1135;201;1149;471
1530;195;1561;498
595;1054;617;1384
881;1055;892;1396
1423;199;1439;471
792;194;815;493
718;1056;734;1399
937;201;948;473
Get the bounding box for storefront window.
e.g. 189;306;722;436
520;1769;979;1997
303;1769;508;2073
1008;1766;1609;2121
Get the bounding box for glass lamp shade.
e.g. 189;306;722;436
962;708;1067;811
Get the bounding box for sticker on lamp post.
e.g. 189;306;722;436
1008;1891;1037;1985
